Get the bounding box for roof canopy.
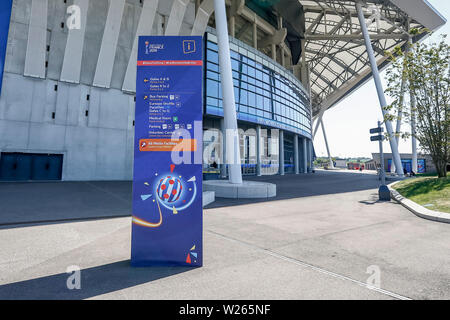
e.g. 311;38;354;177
299;0;446;117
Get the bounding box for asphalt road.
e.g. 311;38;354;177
0;170;449;299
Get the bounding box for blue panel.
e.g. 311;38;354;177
0;0;12;96
417;159;426;173
388;158;426;174
132;36;203;267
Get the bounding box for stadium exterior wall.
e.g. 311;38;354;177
0;0;311;181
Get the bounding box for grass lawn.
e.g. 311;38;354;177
393;174;450;213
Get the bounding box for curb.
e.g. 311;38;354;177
388;181;450;224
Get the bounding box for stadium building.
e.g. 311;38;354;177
0;0;446;181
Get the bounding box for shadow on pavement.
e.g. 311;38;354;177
0;170;383;226
0;181;132;227
0;260;195;300
358;192;386;205
206;170;383;209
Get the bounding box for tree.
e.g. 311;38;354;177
385;32;449;178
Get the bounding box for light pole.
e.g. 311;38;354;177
370;121;390;201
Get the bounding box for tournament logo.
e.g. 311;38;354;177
157;176;183;203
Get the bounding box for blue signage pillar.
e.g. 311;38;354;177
0;0;12;96
132;36;203;267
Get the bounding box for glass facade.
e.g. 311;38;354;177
204;32;312;139
283;132;295;174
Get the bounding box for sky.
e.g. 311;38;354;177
313;0;450;159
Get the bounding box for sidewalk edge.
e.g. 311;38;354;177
388;181;450;224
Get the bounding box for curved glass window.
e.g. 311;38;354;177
205;33;312;138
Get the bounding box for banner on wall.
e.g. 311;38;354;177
0;0;12;96
131;36;203;267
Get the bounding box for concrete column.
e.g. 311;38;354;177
356;1;404;176
256;125;262;176
294;134;299;174
192;0;215;36
122;0;159;92
302;137;307;173
24;0;48;79
299;39;310;92
229;0;244;38
281;48;286;67
93;0;126;88
308;139;313;173
252;18;258;49
321;119;334;169
165;0;190;36
229;16;236;38
279;130;285;175
271;43;276;61
220;118;226;178
214;0;242;184
60;0;89;84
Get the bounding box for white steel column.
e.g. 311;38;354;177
312;107;325;138
214;0;242;184
256;125;262;176
394;40;410;144
302;137;307;173
408;34;418;174
410;91;418;173
220;118;227;178
321;119;334;169
356;1;404;176
395;77;407;144
294;134;299;174
392;43;410;173
279;130;285;175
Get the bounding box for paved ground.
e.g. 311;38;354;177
0;170;449;299
0;181;131;225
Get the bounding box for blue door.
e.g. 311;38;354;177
0;153;63;181
31;154;63;180
0;153;32;180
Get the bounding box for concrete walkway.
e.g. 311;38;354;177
0;170;449;299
